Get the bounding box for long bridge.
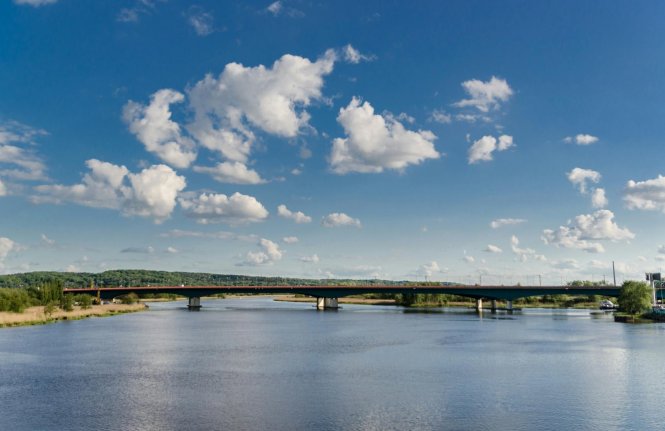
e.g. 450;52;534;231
64;284;624;311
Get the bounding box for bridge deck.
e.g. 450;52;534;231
64;285;624;301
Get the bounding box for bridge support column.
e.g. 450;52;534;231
491;300;497;312
316;297;339;310
476;299;483;311
506;300;513;313
188;297;202;310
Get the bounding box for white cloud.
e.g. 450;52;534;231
193;162;265;184
0;237;17;262
468;134;514;164
165;246;178;254
40;234;55;246
300;254;320;263
591;188;608;208
277;204;312;223
417;261;441;278
430;109;452;124
34;160;186;223
490;218;526;229
186;7;214;36
485;244;502;253
14;0;57;6
564;134;599;145
283;236;299;244
624;175;665;213
187;50;335;163
330;97;439;174
0;179;6;196
511;235;535;262
454;76;513;113
321;212;361;228
567;167;601;194
162;229;258;243
241;238;283;266
179;192;269;225
266;1;282;15
123;89;197;169
121;246;155;254
342;44;374;64
463;255;475;263
551;259;580;270
657;245;665;254
542;210;634;253
0;120;48;181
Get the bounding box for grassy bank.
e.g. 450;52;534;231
0;303;147;328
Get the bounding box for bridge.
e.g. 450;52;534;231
64;284;624;311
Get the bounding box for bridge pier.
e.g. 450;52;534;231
491;300;497;312
476;299;483;311
188;297;202;310
506;300;513;314
316;297;339;310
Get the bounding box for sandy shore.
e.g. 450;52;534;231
0;303;147;328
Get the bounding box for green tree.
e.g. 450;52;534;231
119;292;139;304
61;294;74;312
618;281;652;315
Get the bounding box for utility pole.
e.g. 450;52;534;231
612;261;616;287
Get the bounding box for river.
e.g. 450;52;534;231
1;297;664;430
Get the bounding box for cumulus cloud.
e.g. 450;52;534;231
34;159;186;223
564;134;599;145
300;254;320;263
542;210;634;253
430;109;452;124
463;255;475;263
321;212;361;228
511;235;535;262
567;167;601;194
186;6;215;36
485;244;503;253
417;261;441;278
454;76;513;113
266;1;282;15
40;234;55;246
187;50;335;163
330;98;439;174
123;89;197;169
193;162;265;184
342;44;374;63
591;188;608;208
179;192;269;225
277;204;312;223
241;238;283;266
165;246;178;254
0;120;48;181
490;218;526;229
624;175;665;213
468;134;514;164
0;179;6;196
283;236;299;244
14;0;57;6
0;237;17;262
551;259;580;270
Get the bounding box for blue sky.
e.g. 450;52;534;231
2;0;665;284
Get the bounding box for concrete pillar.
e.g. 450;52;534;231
506;300;513;314
188;296;202;310
476;299;483;311
316;297;339;310
491;300;497;312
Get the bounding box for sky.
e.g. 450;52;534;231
2;0;665;284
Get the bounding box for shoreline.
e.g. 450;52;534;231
0;303;148;328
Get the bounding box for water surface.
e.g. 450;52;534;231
1;298;664;430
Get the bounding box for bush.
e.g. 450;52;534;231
73;294;93;309
61;294;74;312
120;292;139;304
0;288;32;313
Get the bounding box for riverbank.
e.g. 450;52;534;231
0;303;148;328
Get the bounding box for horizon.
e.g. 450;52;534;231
2;1;665;284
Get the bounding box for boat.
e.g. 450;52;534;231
599;300;616;310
